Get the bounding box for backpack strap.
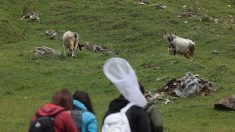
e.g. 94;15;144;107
120;103;134;113
71;110;83;132
74;108;87;113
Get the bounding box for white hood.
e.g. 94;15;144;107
103;57;147;107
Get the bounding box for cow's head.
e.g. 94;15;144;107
165;33;176;55
165;33;176;45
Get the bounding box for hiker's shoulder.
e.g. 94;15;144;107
56;111;71;119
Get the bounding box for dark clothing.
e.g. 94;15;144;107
103;98;152;132
30;103;78;132
144;102;163;132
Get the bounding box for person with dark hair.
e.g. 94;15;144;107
72;90;97;132
102;58;152;132
29;89;78;132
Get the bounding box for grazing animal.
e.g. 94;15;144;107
63;31;82;58
165;33;195;61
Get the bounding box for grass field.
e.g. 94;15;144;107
0;0;235;131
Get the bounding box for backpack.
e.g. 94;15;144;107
101;103;134;132
71;110;83;132
29;110;63;132
144;103;163;132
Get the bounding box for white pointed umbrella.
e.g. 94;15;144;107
103;57;147;107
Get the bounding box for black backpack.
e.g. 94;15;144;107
71;110;83;132
29;111;63;132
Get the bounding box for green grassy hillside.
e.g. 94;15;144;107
0;0;235;131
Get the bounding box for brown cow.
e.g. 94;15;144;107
63;31;82;58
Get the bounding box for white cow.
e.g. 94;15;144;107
165;33;195;61
63;31;82;58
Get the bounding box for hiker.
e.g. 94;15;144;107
102;57;152;132
72;90;98;132
29;88;78;132
139;82;164;132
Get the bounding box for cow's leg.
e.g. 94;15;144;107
189;52;194;61
191;57;194;62
173;49;176;55
63;43;67;56
73;41;78;57
68;40;75;57
191;52;194;61
189;44;195;61
185;53;194;61
72;49;77;58
69;40;77;58
184;53;191;59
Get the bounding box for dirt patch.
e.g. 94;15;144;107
146;72;216;104
155;3;167;10
44;30;59;40
178;8;200;18
157;72;215;97
20;11;40;22
82;42;118;55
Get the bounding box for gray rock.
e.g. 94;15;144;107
30;46;62;59
214;94;235;111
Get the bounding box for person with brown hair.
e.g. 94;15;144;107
72;90;98;132
29;88;78;132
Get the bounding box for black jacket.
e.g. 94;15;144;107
103;97;152;132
